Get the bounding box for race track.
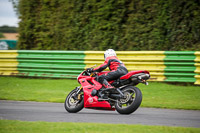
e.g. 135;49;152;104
0;100;200;128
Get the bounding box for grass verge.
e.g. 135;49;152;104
0;77;200;110
0;120;199;133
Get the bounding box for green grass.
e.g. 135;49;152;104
0;120;199;133
0;77;79;103
138;82;200;110
0;77;200;110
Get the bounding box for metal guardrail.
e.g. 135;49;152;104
0;50;199;85
195;52;200;85
164;51;197;83
17;50;86;78
0;50;18;75
84;51;200;84
85;51;166;82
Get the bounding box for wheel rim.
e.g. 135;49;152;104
66;91;83;109
116;89;136;109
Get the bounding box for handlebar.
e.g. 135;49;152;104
84;70;95;77
84;65;97;76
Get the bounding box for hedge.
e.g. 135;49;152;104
17;0;200;51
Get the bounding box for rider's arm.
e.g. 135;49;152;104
93;62;108;72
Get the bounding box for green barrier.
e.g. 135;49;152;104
164;51;197;83
194;52;200;84
17;50;86;78
0;50;199;85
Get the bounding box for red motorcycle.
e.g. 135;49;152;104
64;67;150;114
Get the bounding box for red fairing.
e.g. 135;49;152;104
120;70;149;80
75;68;149;111
78;71;115;110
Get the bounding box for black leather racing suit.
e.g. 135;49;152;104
93;56;128;85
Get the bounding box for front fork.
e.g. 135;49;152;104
72;86;82;100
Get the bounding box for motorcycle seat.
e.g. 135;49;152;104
120;70;149;80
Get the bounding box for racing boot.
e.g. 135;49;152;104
102;80;114;90
98;79;114;99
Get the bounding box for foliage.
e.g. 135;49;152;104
17;0;200;50
0;25;18;33
0;32;4;38
0;77;200;110
9;0;20;16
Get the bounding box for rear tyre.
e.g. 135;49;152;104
64;88;84;113
115;86;142;114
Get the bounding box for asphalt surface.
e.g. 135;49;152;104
0;100;200;128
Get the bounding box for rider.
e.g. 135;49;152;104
87;49;128;91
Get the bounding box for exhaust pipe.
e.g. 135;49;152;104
138;74;150;80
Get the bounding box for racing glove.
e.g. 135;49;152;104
86;68;94;73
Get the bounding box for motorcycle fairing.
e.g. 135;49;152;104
79;75;115;110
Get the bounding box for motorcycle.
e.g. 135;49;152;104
64;66;150;114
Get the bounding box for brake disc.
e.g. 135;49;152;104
119;92;131;104
69;94;79;105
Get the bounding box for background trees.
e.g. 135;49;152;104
15;0;200;50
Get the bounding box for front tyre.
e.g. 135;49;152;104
115;86;142;114
64;88;84;113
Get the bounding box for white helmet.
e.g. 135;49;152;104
104;49;116;60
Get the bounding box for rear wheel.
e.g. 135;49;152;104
115;86;142;114
64;87;84;113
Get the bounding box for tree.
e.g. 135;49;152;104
16;0;200;50
0;32;5;38
0;25;18;33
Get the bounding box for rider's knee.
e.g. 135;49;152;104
98;75;106;84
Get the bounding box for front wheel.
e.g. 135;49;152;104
115;86;142;114
64;87;84;113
